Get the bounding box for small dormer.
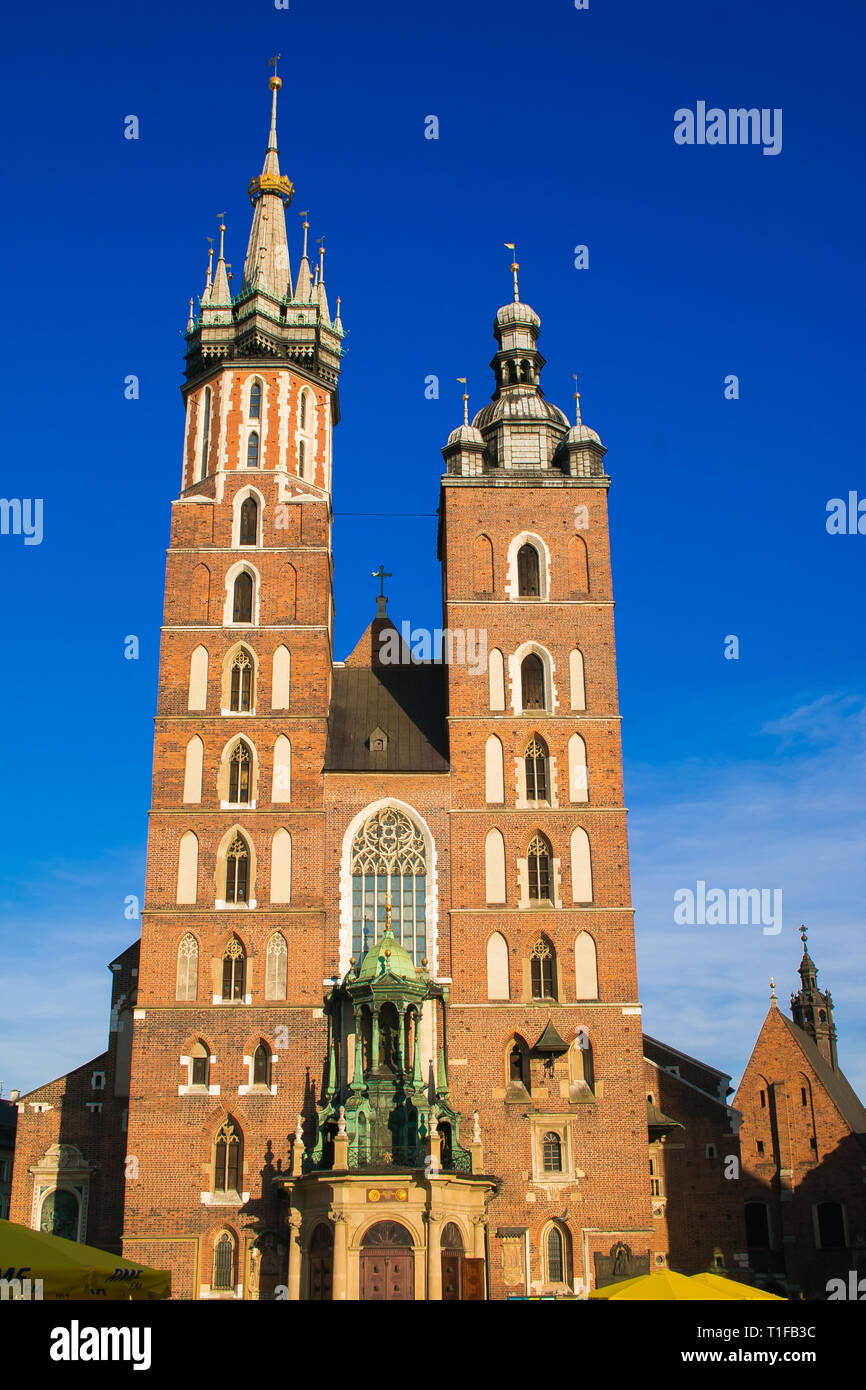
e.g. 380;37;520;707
367;726;388;754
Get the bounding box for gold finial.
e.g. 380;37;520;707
205;239;214;288
800;923;808;947
770;977;778;1005
299;212;310;259
384;891;393;933
217;216;226;260
269;53;282;89
457;378;469;426
504;242;519;302
573;372;582;426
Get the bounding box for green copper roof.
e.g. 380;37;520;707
357;928;418;983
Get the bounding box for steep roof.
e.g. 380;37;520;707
325;665;449;773
777;1012;866;1137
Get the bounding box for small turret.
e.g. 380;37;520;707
790;924;838;1070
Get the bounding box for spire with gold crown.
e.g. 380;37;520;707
241;63;294;299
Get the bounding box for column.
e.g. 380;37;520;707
286;1212;302;1301
331;1210;349;1301
426;1212;443;1301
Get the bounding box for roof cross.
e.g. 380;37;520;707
371;564;392;598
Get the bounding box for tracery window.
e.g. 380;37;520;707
199;387;211;481
530;936;556;1000
525;735;549;801
213;1120;242;1192
547;1225;564;1281
528;833;552;901
228;742;252;804
351;807;427;964
222;934;246;996
176;933;198;1001
225;837;250;905
212;1231;235;1289
229;648;254;711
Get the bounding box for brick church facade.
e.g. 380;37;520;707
9;78;865;1300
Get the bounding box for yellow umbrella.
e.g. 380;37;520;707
0;1219;170;1300
589;1268;732;1300
690;1272;786;1300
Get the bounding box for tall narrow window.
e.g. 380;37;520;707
530;936;556;999
239;496;258;545
299;390;308;430
527;833;552;901
222;935;246;998
225;838;250;905
517;543;541;596
228;742;252;804
249;381;261;419
233;571;253;623
229;648;254;712
199;387;211;481
521;654;545;710
213;1120;242;1192
542;1131;562;1173
547;1225;564;1281
253;1043;271;1088
524;736;549;801
212;1232;234;1290
298;440;306;478
176;933;198;1001
190;1041;209;1088
265;932;288;998
246;432;260;468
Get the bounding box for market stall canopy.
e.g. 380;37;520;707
0;1219;170;1300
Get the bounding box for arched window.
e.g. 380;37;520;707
570;1033;595;1093
546;1225;564;1282
484;827;506;905
225;836;250;905
485;735;504;803
473;534;494;593
269;830;291;906
228;741;252;804
246;431;260;468
542;1131;562;1173
222;934;246;998
298;440;306;478
188;645;208;710
517;543;541;596
508;1037;530;1088
569;649;586;710
530;936;556;1000
239;495;258;545
183;735;203;804
40;1189;80;1240
486;931;509;1000
190;1041;210;1088
249;381;262;419
568;733;588;803
253;1042;271;1088
524;735;549;801
570;828;593;904
212;1231;235;1290
229;647;254;712
199;387;211;481
191;563;210;622
176;933;198;1001
272;735;291;803
176;830;199;905
271;645;290;710
350;806;427;964
521;654;545;710
574;931;599;999
527;833;552;901
213;1120;242;1192
232;571;253;623
520;359;533;383
299;390;308;430
265;932;288;998
488;648;505;710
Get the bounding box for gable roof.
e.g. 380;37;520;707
325;665;449;773
777;1013;866;1137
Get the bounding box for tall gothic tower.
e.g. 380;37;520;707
122;84;653;1300
123;77;345;1298
438;264;653;1294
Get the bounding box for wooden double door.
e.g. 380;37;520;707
359;1247;414;1301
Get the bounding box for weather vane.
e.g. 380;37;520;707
371;564;392;598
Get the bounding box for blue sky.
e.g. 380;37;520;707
1;0;865;1099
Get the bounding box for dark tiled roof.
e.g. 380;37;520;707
647;1099;683;1133
325;665;449;773
779;1014;866;1137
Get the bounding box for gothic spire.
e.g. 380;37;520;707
241;73;294;299
790;924;838;1071
210;219;232;306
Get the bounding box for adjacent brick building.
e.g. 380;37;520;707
8;76;864;1300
